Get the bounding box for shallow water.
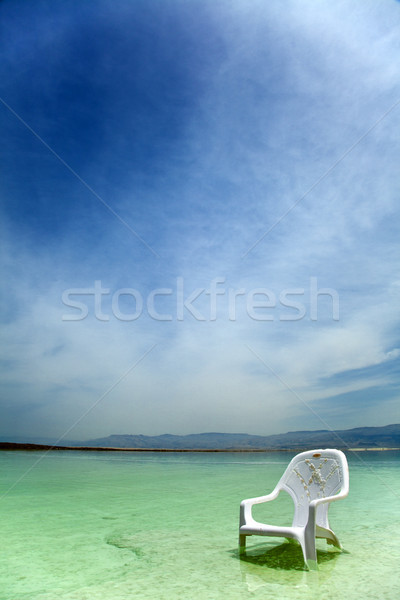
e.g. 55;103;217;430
0;450;399;600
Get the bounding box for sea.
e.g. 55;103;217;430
0;449;399;600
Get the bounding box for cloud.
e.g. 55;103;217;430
1;0;399;439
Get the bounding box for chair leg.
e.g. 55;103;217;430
301;530;318;571
239;534;246;554
304;557;318;571
326;531;342;549
317;525;342;549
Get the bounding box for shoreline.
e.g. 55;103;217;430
1;442;399;453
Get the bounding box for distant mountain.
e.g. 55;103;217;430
81;424;400;450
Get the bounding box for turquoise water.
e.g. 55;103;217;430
0;450;399;600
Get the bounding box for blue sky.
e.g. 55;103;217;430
1;0;399;441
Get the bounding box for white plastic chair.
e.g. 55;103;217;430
239;449;349;570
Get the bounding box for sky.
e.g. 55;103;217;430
0;0;399;442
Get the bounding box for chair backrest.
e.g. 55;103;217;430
278;449;349;527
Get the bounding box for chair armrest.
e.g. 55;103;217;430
309;485;349;510
306;486;349;531
240;487;280;525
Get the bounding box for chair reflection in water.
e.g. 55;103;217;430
239;449;349;570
